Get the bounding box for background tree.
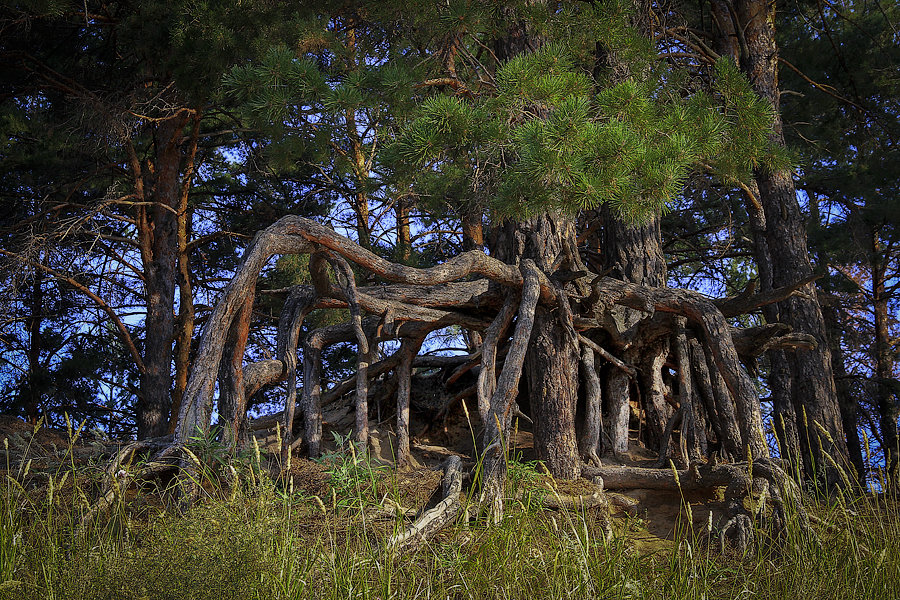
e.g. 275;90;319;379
778;0;900;488
0;0;328;437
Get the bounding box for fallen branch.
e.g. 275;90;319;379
540;490;607;510
79;437;175;531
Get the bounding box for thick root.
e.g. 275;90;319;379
79;438;176;531
582;460;816;550
386;455;463;553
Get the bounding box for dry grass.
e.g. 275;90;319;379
1;421;899;600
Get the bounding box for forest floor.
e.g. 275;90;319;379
2;413;899;599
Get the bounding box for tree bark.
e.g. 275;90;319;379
25;268;44;423
397;195;412;262
481;261;541;521
218;294;253;449
823;303;866;488
600;210;669;455
720;0;850;483
134;114;190;439
462;209;484;253
279;286;318;456
872;232;899;489
604;366;631;456
527;302;580;478
170;113;201;435
301;342;324;458
690;338;742;460
495;213;581;479
395;341;414;465
674;317;702;461
578;343;603;466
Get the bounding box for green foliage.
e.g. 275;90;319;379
505;454;548;509
394;37;782;223
314;431;388;510
780;0;900;265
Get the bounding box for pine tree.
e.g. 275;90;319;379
167;1;808;531
779;0;900;487
0;0;323;437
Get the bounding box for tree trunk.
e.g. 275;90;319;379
578;343;603;466
462;209;484;253
872;232;899;490
600;209;669;454
134;114;190;439
823;304;866;488
170;113;201;434
527;304;580;478
494;213;581;479
716;0;850;483
690;338;742;460
397;195;412;263
750;182;802;473
395;341;414;465
25;268;43;423
484;7;582;479
218;294;253;449
345;25;372;251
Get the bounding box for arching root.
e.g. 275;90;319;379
79;437;177;532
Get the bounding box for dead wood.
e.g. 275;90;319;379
477;294;517;424
581;459;813;552
79;437;175;531
540;489;607;511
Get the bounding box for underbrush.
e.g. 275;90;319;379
1;422;899;599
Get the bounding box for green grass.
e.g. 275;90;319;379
2;427;899;600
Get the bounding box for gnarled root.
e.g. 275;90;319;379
386;455;463;553
79;437;177;531
582;460;815;553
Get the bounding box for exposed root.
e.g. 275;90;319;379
582;460;816;551
720;513;754;555
79;437;176;531
540;490;607;511
386;455;463;553
607;492;640;516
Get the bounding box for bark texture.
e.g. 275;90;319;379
495;213;581;479
134;114;192;439
714;0;850;482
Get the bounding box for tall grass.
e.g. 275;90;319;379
1;425;899;600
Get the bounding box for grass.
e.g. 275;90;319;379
1;422;899;599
